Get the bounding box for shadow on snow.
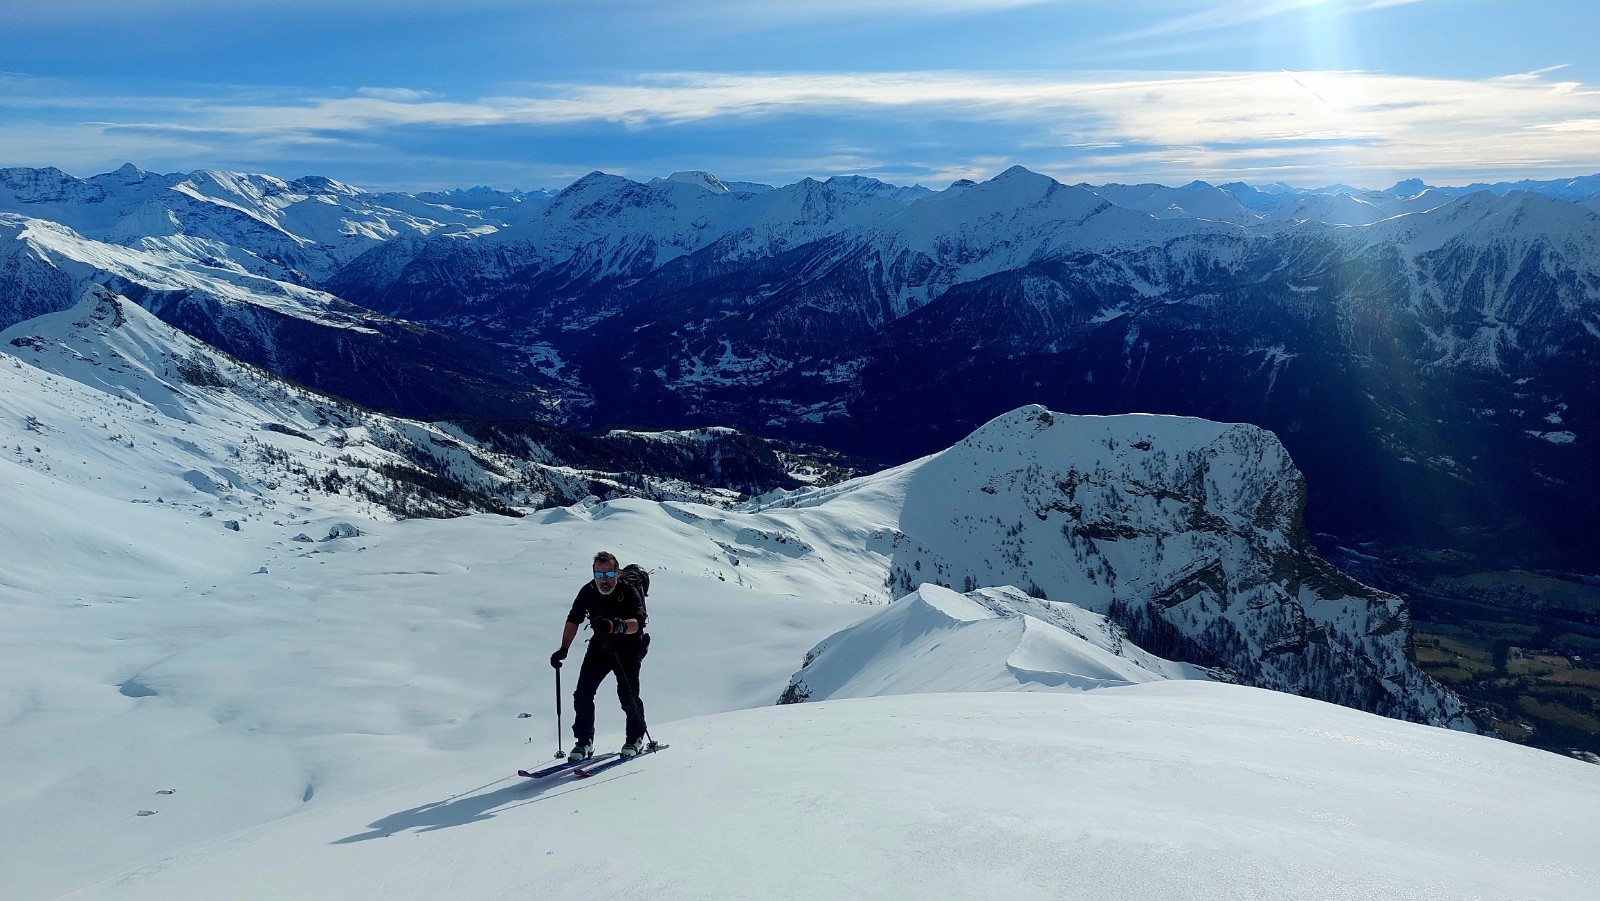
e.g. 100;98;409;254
331;768;626;843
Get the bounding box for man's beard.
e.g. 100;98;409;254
597;583;615;595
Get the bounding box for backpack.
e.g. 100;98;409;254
618;563;650;629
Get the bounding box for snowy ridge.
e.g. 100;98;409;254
781;583;1208;702
845;166;1227;316
490;169;930;276
0;290;780;538
1;291;501;529
0;164;504;282
0;209;589;425
0;212;376;332
1086;180;1257;224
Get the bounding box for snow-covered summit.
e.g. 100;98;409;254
651;170;731;194
759;405;1469;728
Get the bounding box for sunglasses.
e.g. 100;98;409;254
593;570;619;580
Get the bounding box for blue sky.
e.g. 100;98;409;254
2;0;1597;191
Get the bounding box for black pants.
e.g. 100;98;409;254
572;636;647;744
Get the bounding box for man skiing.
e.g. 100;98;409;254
550;550;650;762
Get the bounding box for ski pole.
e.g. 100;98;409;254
554;664;565;759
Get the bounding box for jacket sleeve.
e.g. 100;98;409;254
565;584;589;626
621;584;648;627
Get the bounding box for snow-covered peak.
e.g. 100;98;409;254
286;174;363;197
1090;181;1256;224
556;169;635;198
772;404;1469;728
822;174;928;200
0;165;108;206
412;186;555;217
652;170;731;194
1288;191;1388;225
1389;177;1430;198
1368;187;1600;258
177;169;299;215
101;162;160;186
894;166;1080;228
898;169;1103;247
478;167;929;275
985;164;1066;201
897;405;1301;550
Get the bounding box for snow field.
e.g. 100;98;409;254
71;687;1600;900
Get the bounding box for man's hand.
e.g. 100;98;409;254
595;618;626;635
550;647;568;668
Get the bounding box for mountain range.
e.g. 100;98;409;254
4;163;1595;576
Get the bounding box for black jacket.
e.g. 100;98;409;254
566;581;648;637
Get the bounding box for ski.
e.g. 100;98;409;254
573;743;669;778
518;752;617;779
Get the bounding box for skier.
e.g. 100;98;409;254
550;550;650;762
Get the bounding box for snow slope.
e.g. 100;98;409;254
0;480;876;898
0;212;376;332
64;688;1600;900
0;289;775;520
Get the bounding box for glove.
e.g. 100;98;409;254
595;618;625;635
550;647;568;668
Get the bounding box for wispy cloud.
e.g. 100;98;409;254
202;68;1600;147
1106;0;1426;43
355;87;441;102
1493;65;1571;85
5;66;1599;188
